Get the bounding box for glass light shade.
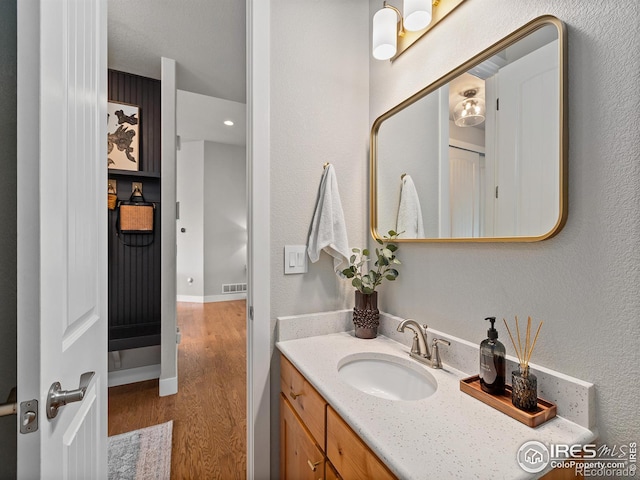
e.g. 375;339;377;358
453;97;486;127
372;7;398;60
403;0;432;31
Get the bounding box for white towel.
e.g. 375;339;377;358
396;175;425;238
307;165;350;275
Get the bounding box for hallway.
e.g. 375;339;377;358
108;300;247;479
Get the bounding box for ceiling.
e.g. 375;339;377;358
108;0;246;104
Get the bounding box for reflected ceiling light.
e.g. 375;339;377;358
223;120;234;126
453;89;486;127
372;0;435;60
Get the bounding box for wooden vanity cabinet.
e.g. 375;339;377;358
280;394;326;480
280;355;396;480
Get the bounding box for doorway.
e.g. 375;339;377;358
107;0;250;476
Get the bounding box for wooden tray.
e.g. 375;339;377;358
460;375;557;427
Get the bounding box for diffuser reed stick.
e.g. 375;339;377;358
503;316;544;368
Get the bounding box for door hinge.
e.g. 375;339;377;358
249;305;254;321
496;98;499;110
20;399;38;434
495;186;499;198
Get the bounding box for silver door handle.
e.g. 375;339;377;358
46;371;95;419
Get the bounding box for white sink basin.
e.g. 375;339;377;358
337;352;437;401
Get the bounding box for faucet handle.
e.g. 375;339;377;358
430;338;450;369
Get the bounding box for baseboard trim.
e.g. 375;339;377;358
176;293;247;303
159;376;178;397
108;364;161;387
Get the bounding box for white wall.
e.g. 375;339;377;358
269;0;370;477
176;140;247;302
177;140;205;297
370;0;640;449
203;142;247;298
377;92;440;237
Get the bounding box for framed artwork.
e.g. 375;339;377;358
107;101;140;171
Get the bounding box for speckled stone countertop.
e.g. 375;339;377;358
277;329;597;479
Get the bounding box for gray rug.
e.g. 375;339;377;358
108;421;173;480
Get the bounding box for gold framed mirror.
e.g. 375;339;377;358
371;16;567;242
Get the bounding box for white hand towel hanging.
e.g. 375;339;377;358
307;164;350;275
396;174;425;238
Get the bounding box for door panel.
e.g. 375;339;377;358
495;40;559;237
17;0;107;478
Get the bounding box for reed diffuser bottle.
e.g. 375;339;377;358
504;316;543;412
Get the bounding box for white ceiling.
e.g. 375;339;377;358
177;90;246;146
108;0;246;104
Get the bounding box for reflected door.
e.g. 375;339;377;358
494;40;559;237
448;147;484;237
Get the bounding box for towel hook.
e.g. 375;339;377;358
323;162;331;170
401;173;407;180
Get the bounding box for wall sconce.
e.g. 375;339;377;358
372;0;466;61
453;89;486;127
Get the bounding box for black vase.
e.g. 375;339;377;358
353;291;379;339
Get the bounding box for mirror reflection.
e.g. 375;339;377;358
372;18;566;241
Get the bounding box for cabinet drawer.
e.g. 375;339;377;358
326;406;397;480
280;355;326;446
280;394;326;480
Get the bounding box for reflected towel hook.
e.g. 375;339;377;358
323;162;331;170
401;173;407;180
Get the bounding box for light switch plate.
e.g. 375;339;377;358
284;245;308;274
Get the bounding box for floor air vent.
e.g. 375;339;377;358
222;283;247;294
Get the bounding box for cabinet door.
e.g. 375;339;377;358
326;406;397;480
326;460;342;480
280;394;326;480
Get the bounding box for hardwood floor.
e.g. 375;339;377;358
108;300;247;479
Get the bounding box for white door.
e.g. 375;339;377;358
448;147;484;237
17;0;107;478
494;40;559;237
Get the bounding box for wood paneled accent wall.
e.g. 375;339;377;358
108;70;161;173
107;69;162;352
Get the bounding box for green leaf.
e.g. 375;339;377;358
387;244;398;252
388;230;397;237
352;277;362;289
352;248;360;253
375;238;384;245
388;268;399;277
385;275;397;281
362;249;369;256
350;254;356;264
382;248;392;258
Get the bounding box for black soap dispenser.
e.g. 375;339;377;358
479;317;506;395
